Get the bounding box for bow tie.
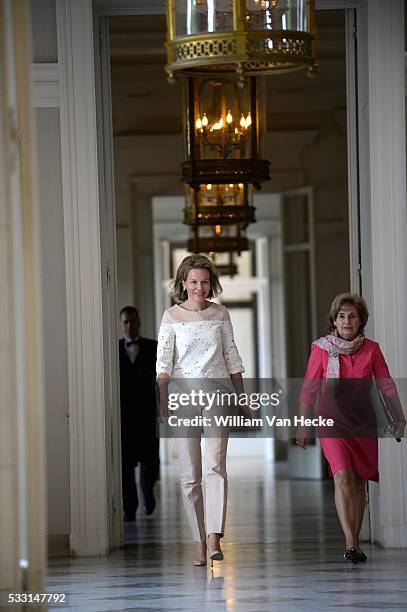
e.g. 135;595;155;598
126;339;139;348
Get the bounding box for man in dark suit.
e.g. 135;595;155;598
119;306;159;521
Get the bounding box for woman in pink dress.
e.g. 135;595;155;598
296;293;405;563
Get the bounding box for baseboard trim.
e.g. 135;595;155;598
48;534;70;558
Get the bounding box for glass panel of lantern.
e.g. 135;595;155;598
193;78;253;160
182;76;270;188
189;76;258;162
175;0;233;36
246;0;309;32
173;0;309;37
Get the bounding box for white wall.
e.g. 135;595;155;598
35;108;70;553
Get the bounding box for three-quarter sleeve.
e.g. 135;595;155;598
221;309;244;375
299;344;323;406
156;312;175;376
373;343;398;398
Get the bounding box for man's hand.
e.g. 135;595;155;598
156;375;170;421
159;397;168;420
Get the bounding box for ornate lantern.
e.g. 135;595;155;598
166;0;317;82
182;75;268;253
182;75;269;187
185;182;254;253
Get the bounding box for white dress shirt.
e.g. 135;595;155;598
123;335;140;364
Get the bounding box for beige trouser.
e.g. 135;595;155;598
175;434;228;543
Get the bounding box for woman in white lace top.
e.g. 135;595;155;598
156;254;244;567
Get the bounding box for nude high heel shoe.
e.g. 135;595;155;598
193;542;207;566
207;533;223;567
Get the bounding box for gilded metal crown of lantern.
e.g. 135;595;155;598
166;0;317;83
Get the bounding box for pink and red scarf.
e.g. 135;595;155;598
313;333;364;378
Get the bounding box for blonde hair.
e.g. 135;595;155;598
328;293;369;333
172;254;222;302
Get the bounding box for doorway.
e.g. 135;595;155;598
94;2;358;546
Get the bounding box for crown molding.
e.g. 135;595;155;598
94;0;361;15
93;0;165;16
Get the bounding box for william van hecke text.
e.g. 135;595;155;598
167;415;334;428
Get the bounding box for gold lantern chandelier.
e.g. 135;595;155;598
182;75;269;253
166;0;317;83
185;182;255;253
182;75;269;186
164;1;318;255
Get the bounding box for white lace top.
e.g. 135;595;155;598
156;302;244;378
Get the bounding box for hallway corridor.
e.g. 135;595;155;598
48;458;407;611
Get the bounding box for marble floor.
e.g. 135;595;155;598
48;458;407;612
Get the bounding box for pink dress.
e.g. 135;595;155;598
300;338;397;482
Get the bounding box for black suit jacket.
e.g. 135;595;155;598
119;337;158;462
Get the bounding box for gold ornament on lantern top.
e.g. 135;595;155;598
165;0;318;83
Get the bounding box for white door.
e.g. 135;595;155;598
94;16;123;549
281;187;324;478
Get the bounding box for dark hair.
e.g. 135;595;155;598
328;293;369;333
171;254;222;302
120;306;139;319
